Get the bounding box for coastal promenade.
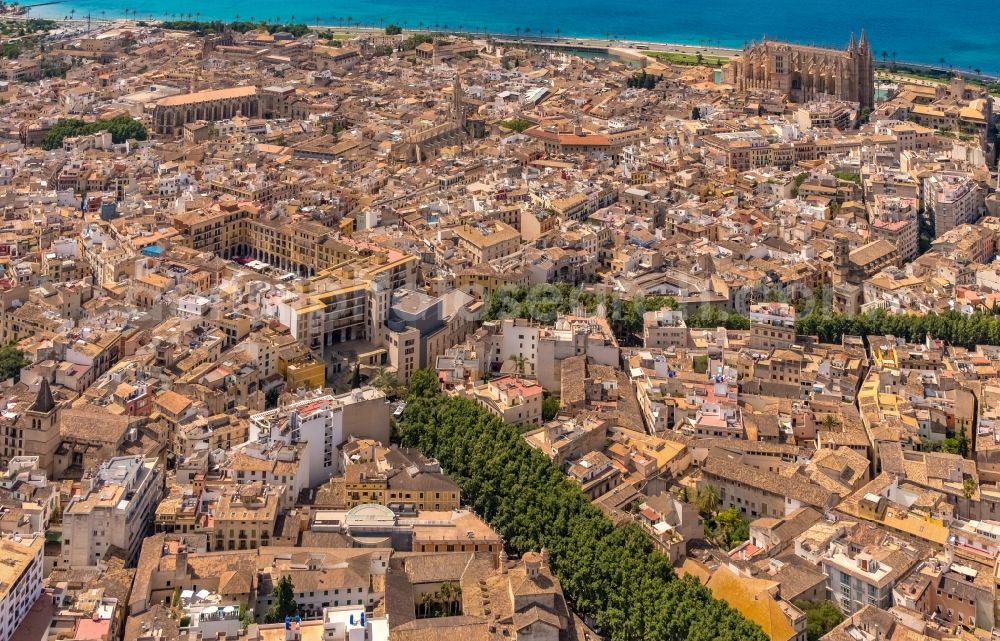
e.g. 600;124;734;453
18;14;1000;82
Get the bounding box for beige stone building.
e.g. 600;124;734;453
453;221;521;264
725;35;874;108
153;86;260;136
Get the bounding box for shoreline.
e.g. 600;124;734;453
18;11;1000;80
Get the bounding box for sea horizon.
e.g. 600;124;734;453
27;0;1000;76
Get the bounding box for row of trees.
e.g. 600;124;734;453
397;370;767;640
159;20;311;37
41;115;147;150
795;308;1000;349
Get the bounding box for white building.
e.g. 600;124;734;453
923;173;984;235
0;534;44;641
249;388;389;489
254;606;388;641
61;456;163;568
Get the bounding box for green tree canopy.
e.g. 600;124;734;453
793;600;845;641
396;371;768;641
796;308;1000;350
498;117;534;133
41;115;147;150
0;345;27;382
541;394;560;421
263;575;298;623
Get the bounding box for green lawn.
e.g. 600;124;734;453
643;51;729;66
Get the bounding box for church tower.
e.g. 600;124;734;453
857;30;874;110
19;377;63;475
453;74;466;131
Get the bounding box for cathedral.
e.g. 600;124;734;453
724;33;874;109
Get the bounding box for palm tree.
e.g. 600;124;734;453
697;484;719;516
820;414;840;429
509;354;527;375
371;367;399;398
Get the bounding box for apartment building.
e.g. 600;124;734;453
537;315;621;391
0;534;44;641
868;195;920;263
748;302;796;351
818;526;921;615
340;447;461;512
643;309;688;349
249;388;389;488
923;174;985;235
453;221;521;264
61;456;164;568
472;375;543;426
382;288;477;385
210;483;280;551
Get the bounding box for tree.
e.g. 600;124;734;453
395;373;768;641
691;106;701;120
240;603;254;629
712;508;749;549
820;415;840;430
408;369;440;399
542;394;560;421
264;575;298;623
794;600;845;641
350;363;362;388
697;484;720;516
956;428;970;458
41;115;147;150
0;345;27;382
509;354;527;375
2;42;21;59
264;388;281;409
385;23;402;35
963;476;978;500
498;117;534;133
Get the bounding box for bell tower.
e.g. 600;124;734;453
20;377;63;475
453;74;466;131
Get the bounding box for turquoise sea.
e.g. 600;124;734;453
31;0;1000;74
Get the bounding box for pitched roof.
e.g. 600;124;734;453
29;377;55;414
706;565;797;641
